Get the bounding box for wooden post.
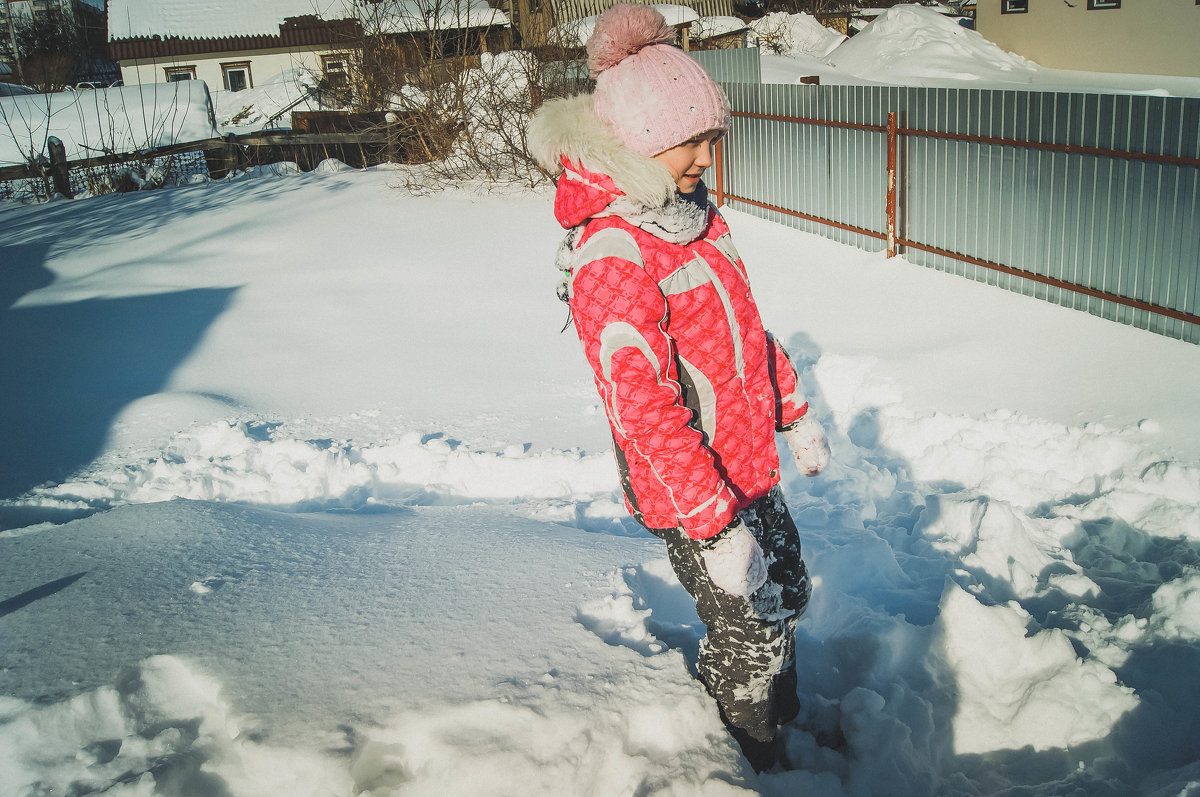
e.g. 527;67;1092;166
46;136;73;199
886;111;897;258
386;116;399;164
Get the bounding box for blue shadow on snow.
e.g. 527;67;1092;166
0;286;237;515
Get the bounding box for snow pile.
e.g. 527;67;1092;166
2;418;619;520
750;12;844;59
0;81;218;166
825;4;1034;85
3;167;1200;794
0;655;350;796
936;582;1137;755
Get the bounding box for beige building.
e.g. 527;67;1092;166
975;0;1200;78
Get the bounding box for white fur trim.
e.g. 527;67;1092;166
527;94;677;209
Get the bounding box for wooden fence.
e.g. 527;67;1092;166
0;119;407;201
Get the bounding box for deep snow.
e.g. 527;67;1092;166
2;160;1199;796
3;5;1200;795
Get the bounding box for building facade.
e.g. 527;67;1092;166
975;0;1200;78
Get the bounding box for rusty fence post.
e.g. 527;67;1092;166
886;111;897;258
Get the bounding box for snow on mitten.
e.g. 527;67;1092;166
699;519;768;598
783;413;830;476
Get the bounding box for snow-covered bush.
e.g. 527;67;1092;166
749;12;845;59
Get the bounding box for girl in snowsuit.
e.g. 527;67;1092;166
527;4;830;772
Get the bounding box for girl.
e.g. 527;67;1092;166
527;4;830;772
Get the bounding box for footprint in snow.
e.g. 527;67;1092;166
575;559;702;666
189;574;236;595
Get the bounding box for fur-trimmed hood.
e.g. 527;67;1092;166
527;94;709;244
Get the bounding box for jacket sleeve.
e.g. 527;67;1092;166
570;252;737;541
766;332;810;430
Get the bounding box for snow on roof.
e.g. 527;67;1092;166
108;0;350;40
108;0;506;41
0;82;219;166
374;0;509;34
549;4;700;48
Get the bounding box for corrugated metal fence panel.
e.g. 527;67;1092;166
693;44;1200;343
690;47;761;84
897;90;1200;344
721;82;889;251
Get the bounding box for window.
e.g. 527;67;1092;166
164;66;196;82
1087;0;1120;8
321;54;348;89
1001;0;1028;13
221;62;252;92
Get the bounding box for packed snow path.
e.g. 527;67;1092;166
2;164;1200;795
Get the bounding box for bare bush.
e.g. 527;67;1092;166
325;0;588;189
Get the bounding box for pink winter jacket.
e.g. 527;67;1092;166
529;96;810;541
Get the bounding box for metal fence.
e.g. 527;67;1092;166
692;47;762;84
696;50;1200;344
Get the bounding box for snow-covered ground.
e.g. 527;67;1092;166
3;159;1200;795
3;5;1200;795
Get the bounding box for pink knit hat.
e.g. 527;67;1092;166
587;4;729;158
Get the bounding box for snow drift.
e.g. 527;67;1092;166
3;162;1200;794
825;5;1034;85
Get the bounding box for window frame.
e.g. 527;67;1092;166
163;65;197;82
1086;0;1120;9
320;53;349;87
1001;0;1028;14
220;61;253;92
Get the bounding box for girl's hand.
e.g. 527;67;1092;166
699;519;768;598
783;413;830;476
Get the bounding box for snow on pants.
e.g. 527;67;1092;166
650;486;811;749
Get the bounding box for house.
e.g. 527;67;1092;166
107;0;511;93
974;0;1200;78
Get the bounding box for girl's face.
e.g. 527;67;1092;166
653;130;720;194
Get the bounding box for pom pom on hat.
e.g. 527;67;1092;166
586;4;673;76
587;4;730;159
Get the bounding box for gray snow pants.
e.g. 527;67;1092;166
650;486;811;762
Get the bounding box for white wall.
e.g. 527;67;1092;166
119;47;330;90
976;0;1200;77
